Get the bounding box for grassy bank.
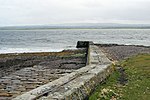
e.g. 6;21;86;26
89;54;150;100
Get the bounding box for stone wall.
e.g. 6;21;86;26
13;42;112;100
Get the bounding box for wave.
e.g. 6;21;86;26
0;47;64;54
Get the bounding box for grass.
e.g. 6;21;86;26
89;54;150;100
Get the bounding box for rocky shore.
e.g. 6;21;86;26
0;49;87;99
0;43;150;99
96;44;150;61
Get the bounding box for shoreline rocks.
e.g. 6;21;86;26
0;49;87;99
97;44;150;61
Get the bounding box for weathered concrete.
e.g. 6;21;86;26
13;42;112;100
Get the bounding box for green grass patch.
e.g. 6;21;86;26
89;54;150;100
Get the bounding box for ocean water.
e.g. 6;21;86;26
0;29;150;54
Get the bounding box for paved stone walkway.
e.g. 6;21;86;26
0;65;74;100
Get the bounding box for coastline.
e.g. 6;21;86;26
1;44;150;77
0;43;150;99
0;49;87;77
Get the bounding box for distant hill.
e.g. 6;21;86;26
0;23;150;30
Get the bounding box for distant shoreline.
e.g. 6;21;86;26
1;27;150;30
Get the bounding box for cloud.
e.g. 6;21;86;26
0;0;150;26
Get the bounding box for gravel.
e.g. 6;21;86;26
96;44;150;61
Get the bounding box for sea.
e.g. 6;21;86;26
0;29;150;54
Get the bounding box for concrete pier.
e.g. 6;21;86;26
13;42;112;100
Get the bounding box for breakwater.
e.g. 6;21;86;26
13;41;113;100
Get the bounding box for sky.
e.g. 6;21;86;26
0;0;150;26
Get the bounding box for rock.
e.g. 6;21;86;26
0;93;12;97
76;41;93;48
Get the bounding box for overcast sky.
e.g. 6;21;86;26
0;0;150;26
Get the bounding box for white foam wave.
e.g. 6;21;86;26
0;47;64;54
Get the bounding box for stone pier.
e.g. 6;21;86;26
13;41;112;100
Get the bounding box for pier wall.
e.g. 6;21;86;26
13;41;113;100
